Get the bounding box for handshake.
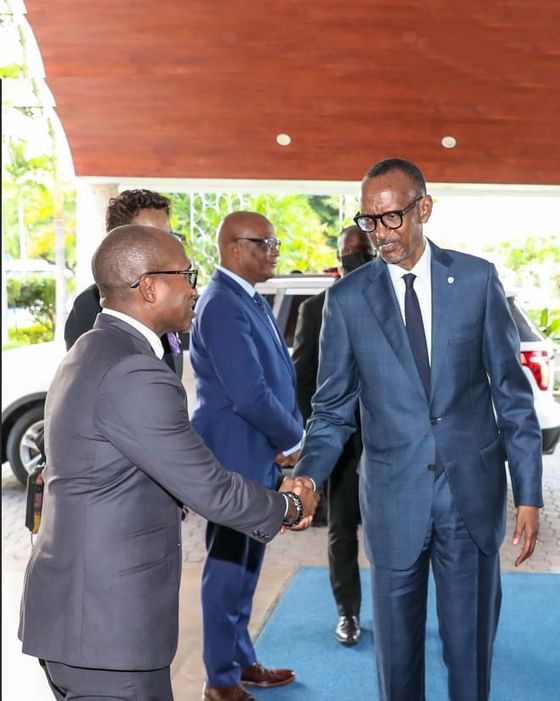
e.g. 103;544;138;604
278;474;320;531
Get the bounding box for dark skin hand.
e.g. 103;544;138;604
278;475;319;532
274;451;300;468
512;506;539;567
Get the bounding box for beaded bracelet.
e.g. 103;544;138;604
282;491;304;527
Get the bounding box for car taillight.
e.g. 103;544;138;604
520;350;550;391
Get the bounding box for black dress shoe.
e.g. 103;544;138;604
335;615;361;645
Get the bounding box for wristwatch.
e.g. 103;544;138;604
282;491;304;527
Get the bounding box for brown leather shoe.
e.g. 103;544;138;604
202;683;257;701
240;662;296;688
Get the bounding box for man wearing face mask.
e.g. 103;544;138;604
292;225;376;646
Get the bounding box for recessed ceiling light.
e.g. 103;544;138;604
441;135;457;149
276;133;292;146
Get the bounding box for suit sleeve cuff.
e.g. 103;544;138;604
282;431;305;457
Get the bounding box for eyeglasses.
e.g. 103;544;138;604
129;268;198;289
171;231;184;242
234;237;282;254
353;196;424;233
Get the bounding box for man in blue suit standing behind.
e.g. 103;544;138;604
190;211;304;701
294;158;543;701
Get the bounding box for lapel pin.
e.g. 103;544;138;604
447;276;454;284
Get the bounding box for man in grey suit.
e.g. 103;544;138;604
18;225;318;701
294;158;543;700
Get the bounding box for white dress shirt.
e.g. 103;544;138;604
386;241;433;363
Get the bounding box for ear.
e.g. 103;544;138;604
229;240;242;261
419;194;433;223
137;274;157;304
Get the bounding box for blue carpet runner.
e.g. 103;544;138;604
254;567;560;700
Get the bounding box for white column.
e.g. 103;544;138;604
74;181;118;294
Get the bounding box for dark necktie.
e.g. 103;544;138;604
166;332;181;354
253;293;281;343
403;273;430;396
253;292;270;316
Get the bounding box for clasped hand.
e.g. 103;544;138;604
279;475;319;531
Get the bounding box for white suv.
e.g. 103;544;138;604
2;275;559;485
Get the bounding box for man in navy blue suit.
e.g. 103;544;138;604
190;212;304;701
294;158;543;700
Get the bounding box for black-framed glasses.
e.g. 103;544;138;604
129;268;198;289
353;195;424;233
234;237;281;254
171;231;184;243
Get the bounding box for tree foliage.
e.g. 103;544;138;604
3;137;76;266
165;192;339;286
247;193;335;274
484;236;560;340
7;275;55;330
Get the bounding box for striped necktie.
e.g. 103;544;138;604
253;292;271;316
253;293;281;343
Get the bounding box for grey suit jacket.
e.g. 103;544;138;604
295;241;543;569
18;314;286;670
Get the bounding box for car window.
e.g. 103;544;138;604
258;275;336;348
507;297;543;342
279;295;309;348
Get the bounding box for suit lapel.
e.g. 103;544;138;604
428;241;455;395
363;260;425;394
215;271;295;377
249;294;295;375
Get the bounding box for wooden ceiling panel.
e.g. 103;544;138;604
24;0;560;184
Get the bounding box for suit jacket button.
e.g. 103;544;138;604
428;464;437;471
252;529;270;542
430;417;442;425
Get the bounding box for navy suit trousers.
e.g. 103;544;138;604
371;471;501;701
201;523;267;687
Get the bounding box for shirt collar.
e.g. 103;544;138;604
102;308;164;358
217;265;256;297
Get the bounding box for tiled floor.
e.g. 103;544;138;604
3;452;559;700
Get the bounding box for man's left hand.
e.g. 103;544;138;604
275;451;300;467
512;505;540;567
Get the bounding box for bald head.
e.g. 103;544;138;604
216;211;279;285
92;224;178;298
91;224;196;334
218;211;272;259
